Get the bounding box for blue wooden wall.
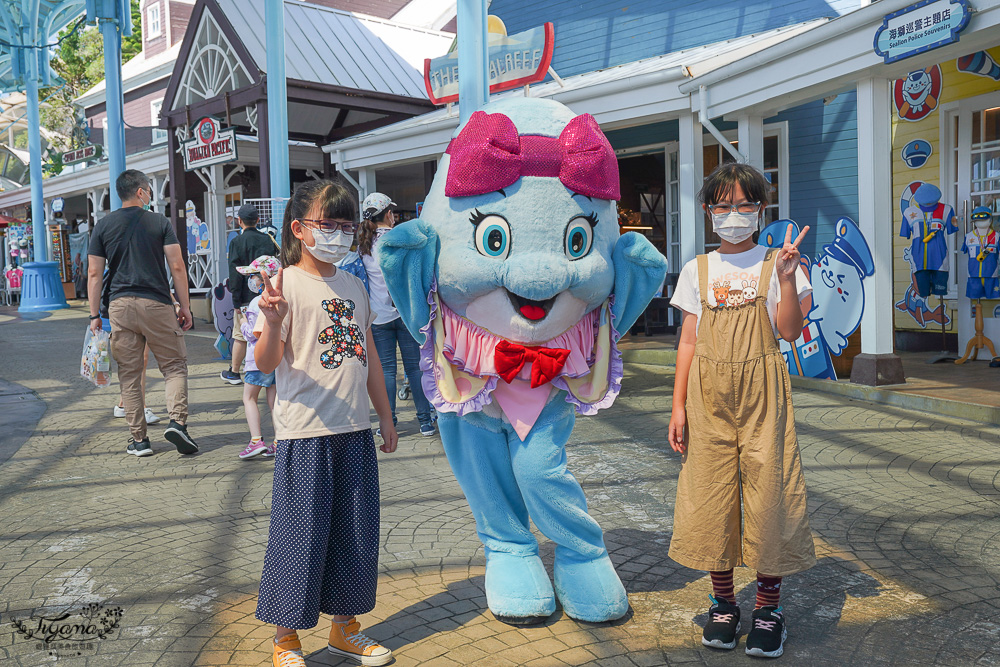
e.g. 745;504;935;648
767;91;859;260
603;98;859;262
490;0;862;78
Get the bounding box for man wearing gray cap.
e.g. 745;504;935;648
223;202;279;384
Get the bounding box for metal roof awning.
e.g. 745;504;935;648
323;19;829;170
160;0;452;145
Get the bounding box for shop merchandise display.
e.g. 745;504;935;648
961;206;999;299
900;183;958;297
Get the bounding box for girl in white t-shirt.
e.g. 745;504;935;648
252;180;398;667
356;193;436;436
667;163;816;659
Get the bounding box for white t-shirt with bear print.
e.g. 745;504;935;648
670;245;811;337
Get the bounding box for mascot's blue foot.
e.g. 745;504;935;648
485;551;556;625
553;552;629;622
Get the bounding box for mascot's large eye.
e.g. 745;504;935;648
473;214;511;259
564;217;595;260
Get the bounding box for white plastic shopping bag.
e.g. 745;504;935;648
81;328;113;388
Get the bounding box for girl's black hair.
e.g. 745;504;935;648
280;179;357;267
356;209;389;257
697;162;771;208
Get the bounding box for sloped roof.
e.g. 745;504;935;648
216;0;451;98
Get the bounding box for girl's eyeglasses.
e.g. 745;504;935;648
708;202;761;216
298;218;357;235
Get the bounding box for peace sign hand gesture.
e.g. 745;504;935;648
776;225;810;283
259;267;288;324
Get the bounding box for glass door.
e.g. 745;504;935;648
952;92;1000;346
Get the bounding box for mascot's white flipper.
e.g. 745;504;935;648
379;97;667;624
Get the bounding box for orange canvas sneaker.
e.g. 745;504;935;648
272;633;306;667
327;617;392;666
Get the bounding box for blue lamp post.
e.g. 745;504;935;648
457;0;489;126
0;1;93;312
87;0;131;210
265;0;289;199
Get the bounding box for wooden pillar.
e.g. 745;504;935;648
322;150;333;179
737;114;764;171
167;128;188;264
423;160;437;192
678;111;704;265
851;76;903;385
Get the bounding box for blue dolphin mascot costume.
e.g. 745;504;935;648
377;97;667;624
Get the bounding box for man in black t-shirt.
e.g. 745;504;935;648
222;202;278;385
88;169;199;458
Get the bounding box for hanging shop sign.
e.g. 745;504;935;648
51;197;65;214
874;0;971;64
61;144;102;165
182;117;237;171
424;23;555;105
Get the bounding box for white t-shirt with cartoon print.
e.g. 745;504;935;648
670;245;812;337
253;265;377;440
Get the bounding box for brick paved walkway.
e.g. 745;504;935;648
1;304;999;666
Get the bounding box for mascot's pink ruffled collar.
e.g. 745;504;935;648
418;281;624;440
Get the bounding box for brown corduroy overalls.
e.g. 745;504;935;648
668;249;817;577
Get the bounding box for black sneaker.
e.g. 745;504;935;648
220;370;242;385
126;438;153;457
163;420;199;454
702;595;741;650
745;606;786;658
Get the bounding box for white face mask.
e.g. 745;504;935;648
973;219;992;233
711;210;759;244
302;227;351;264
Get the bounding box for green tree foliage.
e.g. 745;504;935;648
40;0;143;174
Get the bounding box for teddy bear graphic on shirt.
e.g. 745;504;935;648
317;298;367;369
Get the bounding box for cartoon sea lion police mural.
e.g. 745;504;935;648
377;97;668;624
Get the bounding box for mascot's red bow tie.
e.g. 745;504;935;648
494;340;571;388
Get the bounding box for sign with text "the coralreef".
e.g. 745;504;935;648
874;0;971;64
424;23;555;105
182;117;237;171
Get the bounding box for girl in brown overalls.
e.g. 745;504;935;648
668;163;816;659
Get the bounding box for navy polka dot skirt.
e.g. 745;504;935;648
255;430;380;629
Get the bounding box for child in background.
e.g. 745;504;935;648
667;162;816;659
252;180;398;667
235;255;281;459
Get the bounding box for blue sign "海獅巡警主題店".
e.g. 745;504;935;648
874;0;971;64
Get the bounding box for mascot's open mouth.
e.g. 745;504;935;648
506;290;556;321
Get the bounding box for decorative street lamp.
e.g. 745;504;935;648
0;1;130;312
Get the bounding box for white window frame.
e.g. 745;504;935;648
150;99;167;145
146;3;162;39
942;90;1000;301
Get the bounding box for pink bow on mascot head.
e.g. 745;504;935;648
445;110;621;201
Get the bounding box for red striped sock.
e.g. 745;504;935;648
710;570;735;604
756;573;782;609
